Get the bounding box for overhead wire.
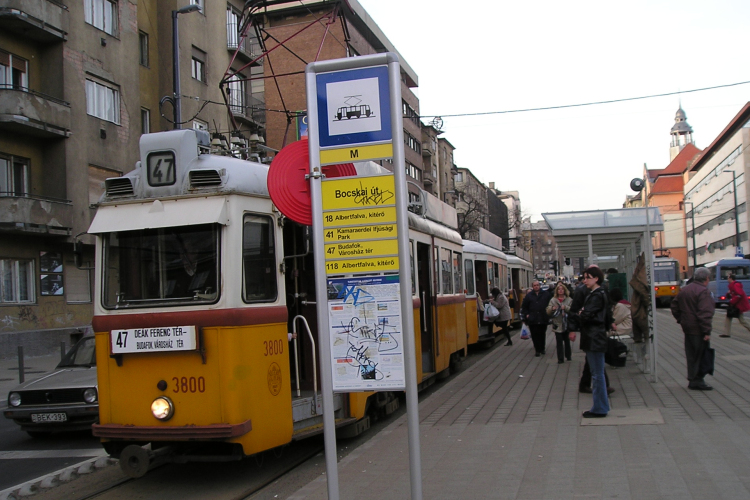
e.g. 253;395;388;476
419;80;750;119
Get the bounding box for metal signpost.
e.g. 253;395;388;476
305;53;422;499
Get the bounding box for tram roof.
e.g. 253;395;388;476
462;240;508;261
542;207;663;259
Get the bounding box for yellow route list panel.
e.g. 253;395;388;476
322;174;399;275
324;223;396;242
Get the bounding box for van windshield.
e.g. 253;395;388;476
102;224;220;308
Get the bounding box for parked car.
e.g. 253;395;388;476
4;336;98;437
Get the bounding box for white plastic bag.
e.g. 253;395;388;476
483;303;500;322
520;323;531;340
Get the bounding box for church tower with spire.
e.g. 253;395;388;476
669;105;694;161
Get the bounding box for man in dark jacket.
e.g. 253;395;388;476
521;280;550;356
670;267;714;390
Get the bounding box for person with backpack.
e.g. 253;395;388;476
578;266;611;418
547;283;572;363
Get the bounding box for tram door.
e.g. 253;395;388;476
475;260;488;300
416;242;434;373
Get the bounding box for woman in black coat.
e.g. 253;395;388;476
578;266;610;418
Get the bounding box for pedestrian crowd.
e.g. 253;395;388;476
481;261;750;419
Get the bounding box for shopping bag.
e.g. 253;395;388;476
700;343;715;376
605;336;628;367
520;323;530;340
727;305;740;319
483;303;500;322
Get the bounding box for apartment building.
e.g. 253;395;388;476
259;1;424;195
683;102;750;266
0;0;269;357
454;167;487;240
0;0;434;356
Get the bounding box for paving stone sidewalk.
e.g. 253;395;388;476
290;309;750;500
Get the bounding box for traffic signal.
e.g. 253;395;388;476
549;260;557;270
565;257;571;266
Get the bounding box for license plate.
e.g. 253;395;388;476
31;413;67;423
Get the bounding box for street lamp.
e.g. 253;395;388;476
721;169;741;252
681;200;698;271
172;4;200;130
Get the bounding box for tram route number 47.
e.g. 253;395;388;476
110;326;198;354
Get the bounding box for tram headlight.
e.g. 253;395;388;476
83;388;98;404
8;392;21;407
150;396;174;421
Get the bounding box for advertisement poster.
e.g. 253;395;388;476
327;275;405;392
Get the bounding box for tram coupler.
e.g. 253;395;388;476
119;444;174;478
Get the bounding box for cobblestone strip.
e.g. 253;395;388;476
0;456;116;500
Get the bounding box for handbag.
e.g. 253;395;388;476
605;335;628;367
483;303;500;322
727;304;740;319
520;323;530;340
700;342;715;376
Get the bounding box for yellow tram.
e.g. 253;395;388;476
89;130;475;476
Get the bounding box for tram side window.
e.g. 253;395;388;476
464;259;475;295
242;214;277;302
453;252;462;293
102;224;219;308
441;248;452;294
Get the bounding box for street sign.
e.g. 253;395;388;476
315;65;393;165
305;52;422;499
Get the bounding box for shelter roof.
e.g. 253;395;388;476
542;207;663;259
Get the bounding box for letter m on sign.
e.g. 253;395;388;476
350;149;359;158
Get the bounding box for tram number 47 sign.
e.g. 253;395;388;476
111;326;198;354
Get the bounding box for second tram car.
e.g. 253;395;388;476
653;257;680;306
462;234;509;346
507;254;534;325
88;130;475;476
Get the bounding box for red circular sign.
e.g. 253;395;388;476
267;138;356;226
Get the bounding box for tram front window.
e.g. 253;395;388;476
102;224;220;308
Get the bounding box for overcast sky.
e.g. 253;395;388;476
357;0;750;222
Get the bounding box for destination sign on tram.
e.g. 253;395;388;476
111;326;198;354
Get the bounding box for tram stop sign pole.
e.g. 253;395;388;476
305;52;423;500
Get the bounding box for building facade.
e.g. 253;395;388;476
454;167;487;240
683;102;750;267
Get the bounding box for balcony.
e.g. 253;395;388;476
0;0;68;43
226;23;263;65
421;142;434;157
0;195;72;236
231;94;266;128
0;87;70;138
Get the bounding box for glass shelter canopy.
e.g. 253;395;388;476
542;207;663;260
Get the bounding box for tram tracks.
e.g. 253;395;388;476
60;439;325;500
